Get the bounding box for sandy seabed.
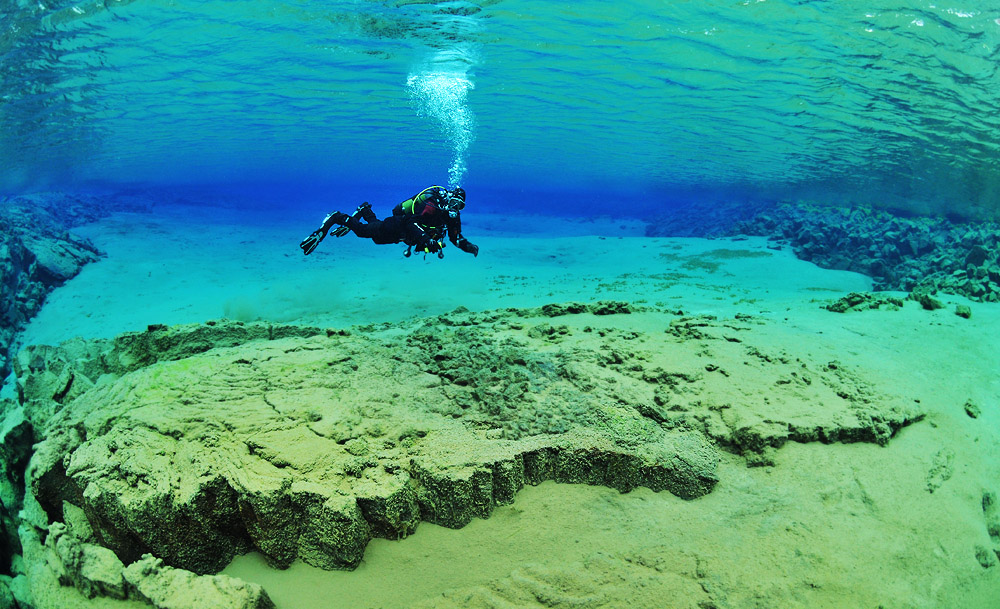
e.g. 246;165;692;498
13;202;1000;608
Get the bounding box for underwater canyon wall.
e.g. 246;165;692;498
647;200;1000;302
0;193;155;381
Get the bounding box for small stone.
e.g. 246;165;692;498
955;305;972;319
916;293;944;311
975;545;997;568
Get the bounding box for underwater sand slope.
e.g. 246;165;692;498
18;300;919;578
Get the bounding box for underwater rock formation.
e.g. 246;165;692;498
646;200;1000;302
16;517;274;609
641;200;774;239
824;292;905;313
0;192;151;382
7;302;922;607
0;192;155;606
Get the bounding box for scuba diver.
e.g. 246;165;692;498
299;185;479;259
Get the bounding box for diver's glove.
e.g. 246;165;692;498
457;237;479;257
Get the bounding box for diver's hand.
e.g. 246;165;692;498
457;238;478;257
299;227;327;255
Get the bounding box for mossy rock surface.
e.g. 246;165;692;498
18;305;920;574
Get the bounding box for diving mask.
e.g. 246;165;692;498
441;188;466;212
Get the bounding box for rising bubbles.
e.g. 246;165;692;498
405;5;481;188
406;68;476;188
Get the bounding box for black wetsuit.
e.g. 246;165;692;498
347;187;478;255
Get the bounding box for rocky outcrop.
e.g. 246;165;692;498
0;192;151;382
733;202;1000;301
10;303;921;604
0;191;153;607
0;401;33;573
645;200;1000;302
824;292;904;313
0;226;99;382
643;199;774;238
17;515;274;609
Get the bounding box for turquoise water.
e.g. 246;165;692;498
2;0;1000;217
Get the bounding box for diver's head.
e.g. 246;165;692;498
440;187;466;212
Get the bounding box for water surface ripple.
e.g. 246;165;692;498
1;0;998;215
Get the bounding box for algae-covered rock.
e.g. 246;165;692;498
824;292;904;313
0;400;32;573
21;508;274;609
48;521;128;599
0;579;14;608
105;319;325;374
123;554;274;609
15;307;919;578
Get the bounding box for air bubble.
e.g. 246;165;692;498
406;69;476;188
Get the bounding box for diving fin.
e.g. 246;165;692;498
299;229;326;255
300;211;349;254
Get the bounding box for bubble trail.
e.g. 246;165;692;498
405;3;481;188
406;67;476;187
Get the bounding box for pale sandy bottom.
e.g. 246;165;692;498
14;203;1000;608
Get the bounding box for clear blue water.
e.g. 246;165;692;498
2;0;1000;218
5;5;1000;607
